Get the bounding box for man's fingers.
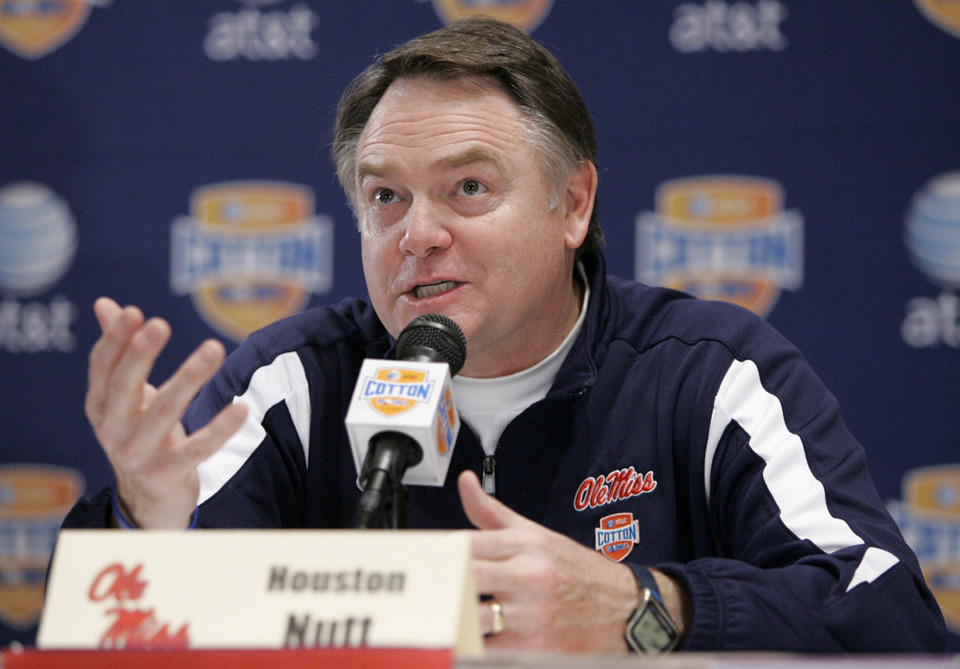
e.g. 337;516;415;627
133;339;227;444
86;304;148;427
93;297;122;332
98;317;172;446
181;401;249;466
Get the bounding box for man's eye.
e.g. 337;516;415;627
373;188;397;205
458;179;487;196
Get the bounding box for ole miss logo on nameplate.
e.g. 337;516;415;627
361;368;435;417
595;513;639;562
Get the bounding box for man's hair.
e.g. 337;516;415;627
332;16;603;259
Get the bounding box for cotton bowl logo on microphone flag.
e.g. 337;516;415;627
361;368;434;417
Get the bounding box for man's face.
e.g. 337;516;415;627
354;76;592;377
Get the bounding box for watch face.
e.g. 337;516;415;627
633;606;674;651
626;591;679;654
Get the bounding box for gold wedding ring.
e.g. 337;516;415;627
490;600;505;636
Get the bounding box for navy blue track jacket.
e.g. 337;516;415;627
63;250;945;652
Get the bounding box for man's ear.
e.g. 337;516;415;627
562;160;598;250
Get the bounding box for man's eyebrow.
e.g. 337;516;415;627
356;147;506;184
356;160;387;184
435;147;506;173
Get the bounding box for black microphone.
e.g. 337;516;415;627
394;314;467;371
349;314;466;529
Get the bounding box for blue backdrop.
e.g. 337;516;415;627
1;0;958;651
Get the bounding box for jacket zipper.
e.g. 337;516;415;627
477;389;587;499
482;455;496;496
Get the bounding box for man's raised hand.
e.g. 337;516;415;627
85;297;247;529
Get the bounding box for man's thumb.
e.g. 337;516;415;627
457;469;525;531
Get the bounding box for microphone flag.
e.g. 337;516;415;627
345;316;464;487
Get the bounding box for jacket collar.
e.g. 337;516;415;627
544;248;607;399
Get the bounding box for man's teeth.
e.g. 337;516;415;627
413;281;457;299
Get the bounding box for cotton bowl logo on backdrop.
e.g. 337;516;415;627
914;0;960;39
902;171;960;348
170;181;333;342
0;465;84;630
430;0;554;32
636;175;803;317
0;0;109;59
888;465;960;635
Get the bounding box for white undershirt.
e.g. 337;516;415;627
451;264;590;456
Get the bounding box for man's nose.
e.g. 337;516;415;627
398;199;453;257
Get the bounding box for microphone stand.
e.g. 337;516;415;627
354;432;422;529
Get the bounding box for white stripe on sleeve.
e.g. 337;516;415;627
846;546;900;592
197;351;311;505
704;359;898;586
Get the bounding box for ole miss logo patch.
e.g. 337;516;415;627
595;512;639;562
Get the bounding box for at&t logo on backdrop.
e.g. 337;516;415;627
427;0;554;32
204;0;319;61
0;181;79;353
0;0;110;59
902;171;960;348
635;175;803;317
669;0;789;53
170;180;334;342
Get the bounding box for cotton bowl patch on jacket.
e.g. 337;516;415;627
595;512;639;562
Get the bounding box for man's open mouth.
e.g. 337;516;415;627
413;280;458;299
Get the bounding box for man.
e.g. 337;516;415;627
65;18;944;653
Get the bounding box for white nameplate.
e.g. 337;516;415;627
38;530;482;657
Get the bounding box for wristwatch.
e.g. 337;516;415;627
624;565;680;654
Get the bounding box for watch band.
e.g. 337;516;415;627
628;564;663;603
624;564;679;655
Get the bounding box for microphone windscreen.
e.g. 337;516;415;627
396;314;467;375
